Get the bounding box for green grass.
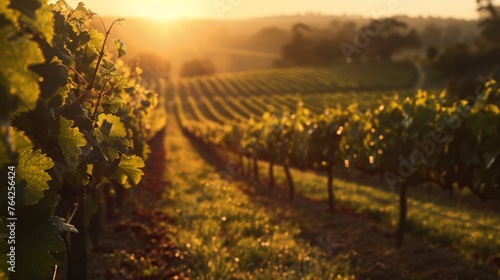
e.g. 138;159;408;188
258;163;500;264
161;122;354;279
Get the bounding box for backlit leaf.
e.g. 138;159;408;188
93;114;130;160
113;38;127;58
17;149;54;205
55;117;87;172
110;154;145;187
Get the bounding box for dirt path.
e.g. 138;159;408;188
86;126;188;280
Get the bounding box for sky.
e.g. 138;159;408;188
55;0;480;21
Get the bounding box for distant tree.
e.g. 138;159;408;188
435;1;500;80
292;23;311;37
426;46;439;61
250;27;291;51
336;21;357;41
441;23;463;47
314;39;337;64
436;43;474;77
477;0;500;46
421;23;442;47
180;58;216;77
369;19;421;60
279;23;315;66
334;21;362;61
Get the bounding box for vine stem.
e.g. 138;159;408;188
87;18;120;91
67;202;79;224
52;265;57;280
92;79;108;120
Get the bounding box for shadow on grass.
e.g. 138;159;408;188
180;124;500;280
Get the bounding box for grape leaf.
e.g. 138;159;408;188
93;114;130;161
0;17;44;119
8;0;41;19
17;149;54;205
101;95;124;114
110;155;145;188
113;38;127;58
73;2;96;22
14;220;66;280
19;0;55;44
55;117;87;172
85;28;104;57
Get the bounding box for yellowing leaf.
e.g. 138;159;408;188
17;149;54;205
110;155;145;187
96;114;126;138
56;117;87;172
93;114;130;160
0;21;44;118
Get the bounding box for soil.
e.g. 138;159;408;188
86;128;188;280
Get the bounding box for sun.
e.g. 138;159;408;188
129;2;195;21
124;0;212;22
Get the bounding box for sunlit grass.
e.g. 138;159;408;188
264;164;500;264
162;124;354;279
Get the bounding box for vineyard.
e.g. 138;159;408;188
1;0;500;279
170;52;500;277
168;61;418;124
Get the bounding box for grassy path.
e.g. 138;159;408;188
254;160;500;265
86;119;499;279
162;119;500;279
161;120;353;279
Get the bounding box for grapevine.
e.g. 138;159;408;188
0;1;165;279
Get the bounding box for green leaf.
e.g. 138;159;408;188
101;95;124;114
93;114;130;161
14;220;66;280
35;57;70;108
73;2;96;21
110;155;145;187
0;16;44;119
113;38;127;58
19;0;55;43
17;149;54;205
101;58;115;71
55;117;87;172
85;28;104;56
8;0;41;19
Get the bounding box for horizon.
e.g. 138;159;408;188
52;0;481;22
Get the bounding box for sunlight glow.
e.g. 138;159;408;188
52;0;479;21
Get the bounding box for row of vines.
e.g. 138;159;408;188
167;68;417;126
1;1;165;279
176;78;500;250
